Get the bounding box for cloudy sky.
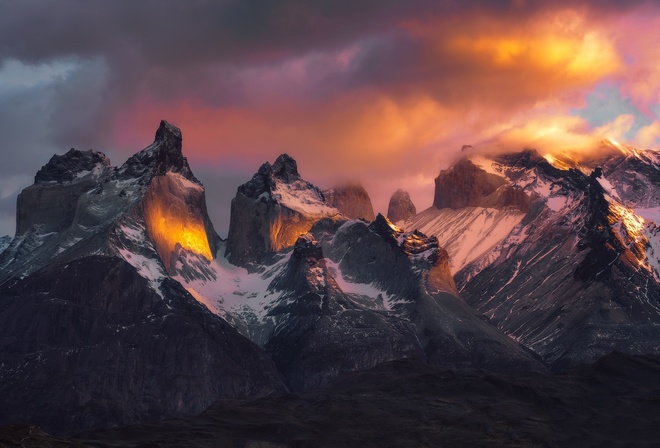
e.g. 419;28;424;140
2;0;660;237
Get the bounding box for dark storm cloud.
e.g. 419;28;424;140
1;0;646;112
1;0;649;66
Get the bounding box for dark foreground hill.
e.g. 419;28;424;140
3;351;660;448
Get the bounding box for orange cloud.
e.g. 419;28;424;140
108;4;655;224
114;92;455;176
398;7;622;111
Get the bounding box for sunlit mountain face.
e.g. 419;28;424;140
3;2;660;446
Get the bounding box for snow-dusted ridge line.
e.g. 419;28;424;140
272;178;339;217
403;206;525;273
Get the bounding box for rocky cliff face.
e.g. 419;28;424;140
263;233;425;391
0;121;285;433
387;189;416;223
223;213;545;391
323;183;375;221
0;256;284;434
0;121;220;283
433;157;531;212
15;149;112;237
450;149;660;370
225;154;341;270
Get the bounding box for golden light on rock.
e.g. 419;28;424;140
543;153;577;171
608;203;649;264
609;203;646;243
269;215;318;254
144;173;213;270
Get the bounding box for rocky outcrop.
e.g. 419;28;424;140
334;214;456;297
263;233;425;391
254;214;545;392
0;256;285;434
323;183;375;221
387;189;416;223
225;154;341;269
1;120;220;282
16;149;112;236
320;215;544;374
34;148;111;184
434;158;505;209
0;121;283;434
433;158;531;212
454;149;660;370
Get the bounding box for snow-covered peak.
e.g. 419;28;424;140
237;153;336;216
272;178;339;218
468;155;504;176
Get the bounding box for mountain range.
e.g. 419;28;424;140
2;121;660;441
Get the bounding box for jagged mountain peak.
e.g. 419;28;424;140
121;120;195;181
272;153;301;183
227;154;339;268
368;213;403;244
237;154;308;198
440;146;660;370
433;155;534;213
2;119;218;284
34;148;111;184
363;214;448;282
155;119;182;143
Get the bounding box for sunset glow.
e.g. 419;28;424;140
2;2;660;236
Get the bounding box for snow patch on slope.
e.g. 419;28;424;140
403;206;525;273
117;248;167;299
597;176;621;201
635;207;660;278
273;179;339;217
175;249;289;321
470;156;504;176
325;259;405;311
167;171;203;192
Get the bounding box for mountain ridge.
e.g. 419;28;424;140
4;121;660;435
